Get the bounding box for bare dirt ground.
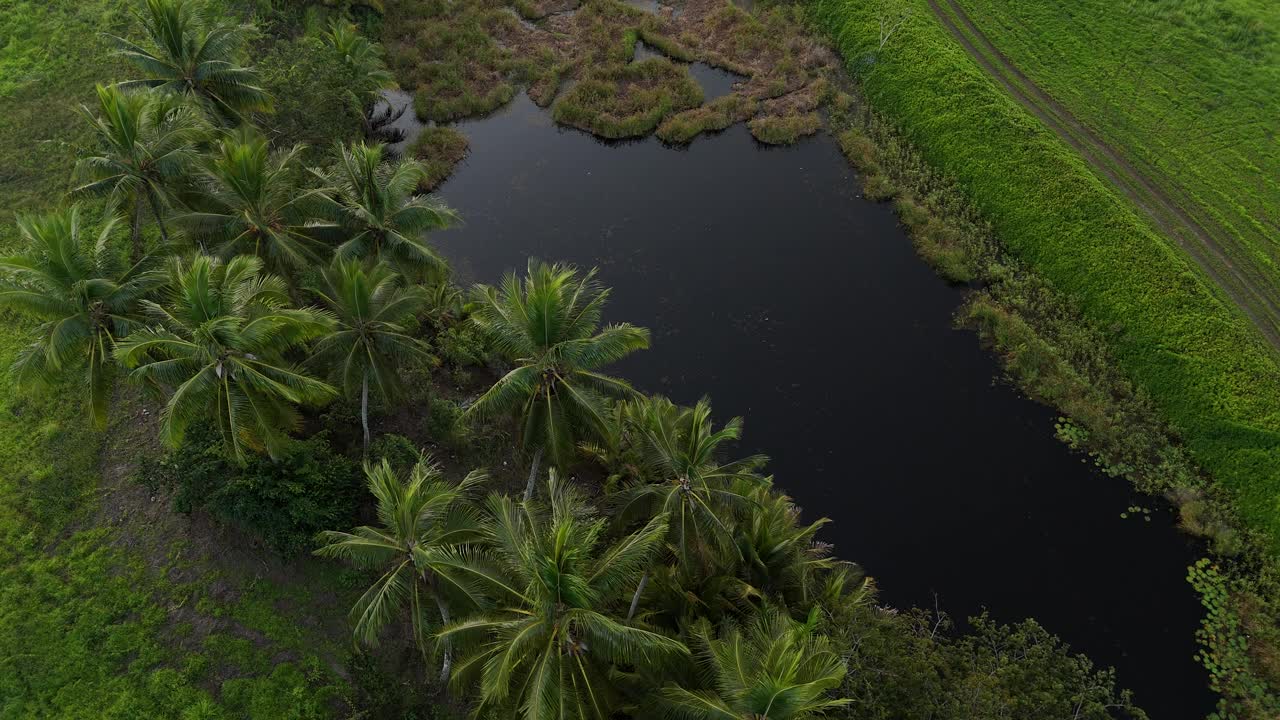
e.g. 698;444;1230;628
928;0;1280;352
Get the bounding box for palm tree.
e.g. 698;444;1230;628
465;260;650;499
177;128;337;274
0;207;160;426
440;474;688;719
318;141;458;280
612;396;768;620
658;606;851;720
315;457;496;683
323;20;396;118
109;0;271;123
308;259;432;452
734;484;839;609
71;84;205;261
113;254;336;460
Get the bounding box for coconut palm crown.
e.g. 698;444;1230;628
318;141;458;280
109;0;272;122
465;260;650;495
441;474;688;720
71;84;205;260
658;606;851;720
114;253;335;460
0;207;160;426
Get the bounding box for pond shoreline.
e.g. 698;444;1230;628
383;0;1272;713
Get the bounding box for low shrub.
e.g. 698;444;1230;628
136;425;362;556
424;397;468;450
370;433;421;471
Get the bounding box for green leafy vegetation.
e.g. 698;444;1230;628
951;0;1280;336
0;0;1228;717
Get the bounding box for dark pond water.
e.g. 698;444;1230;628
432;92;1212;717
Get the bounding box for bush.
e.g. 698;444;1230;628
424;397;467;450
254;35;364;154
136;425;362;556
828;604;1147;719
370;433;421;471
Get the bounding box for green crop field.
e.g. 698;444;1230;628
948;0;1280;342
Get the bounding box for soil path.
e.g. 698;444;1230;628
926;0;1280;352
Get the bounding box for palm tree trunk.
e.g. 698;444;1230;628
523;446;543;501
129;199;143;264
361;373;371;454
434;593;452;686
626;571;648;622
147;187;170;246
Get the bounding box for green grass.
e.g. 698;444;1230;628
950;0;1280;333
812;0;1280;551
0;2;357;716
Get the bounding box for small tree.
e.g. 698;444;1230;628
110;0;272;123
465;260;650;499
0;207;161;426
659;606;851;719
114;254;336;460
323;20;397;121
71;85;205;261
315;458;494;683
876;0;912;51
308;260;433;452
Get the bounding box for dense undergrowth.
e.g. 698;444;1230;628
812;1;1280;716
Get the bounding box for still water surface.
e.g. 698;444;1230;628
431;92;1211;717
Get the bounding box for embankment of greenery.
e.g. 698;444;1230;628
812;2;1280;714
811;0;1280;547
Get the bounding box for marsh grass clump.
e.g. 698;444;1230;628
748;111;819;145
637;24;698;62
898;197;974;283
410;126;470;190
656;93;757;144
385;0;517;122
552;57;702;138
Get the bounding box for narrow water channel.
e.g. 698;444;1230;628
431;92;1212;717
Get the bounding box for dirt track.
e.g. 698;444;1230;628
926;0;1280;352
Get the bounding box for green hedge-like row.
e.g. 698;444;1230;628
811;0;1280;549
